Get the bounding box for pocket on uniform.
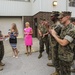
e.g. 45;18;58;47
63;52;74;62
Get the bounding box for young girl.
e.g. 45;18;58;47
8;23;19;58
24;22;33;56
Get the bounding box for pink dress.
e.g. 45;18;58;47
24;27;33;46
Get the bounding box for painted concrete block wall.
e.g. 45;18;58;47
32;0;75;17
0;1;32;16
40;0;66;12
31;0;41;15
0;0;75;16
68;7;75;17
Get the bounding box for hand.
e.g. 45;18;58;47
14;34;17;36
0;37;3;39
49;28;52;33
0;37;4;41
24;32;29;35
50;29;57;37
42;34;45;38
39;32;42;37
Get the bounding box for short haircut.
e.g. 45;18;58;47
25;22;30;25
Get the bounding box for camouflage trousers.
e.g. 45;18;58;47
52;47;59;72
39;37;50;55
59;59;72;75
73;46;75;60
0;45;4;62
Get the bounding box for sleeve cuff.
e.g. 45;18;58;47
64;35;73;43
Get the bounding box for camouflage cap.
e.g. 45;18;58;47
50;11;61;19
58;13;63;19
62;11;71;16
58;11;71;19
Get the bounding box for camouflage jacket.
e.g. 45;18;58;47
58;23;75;62
38;24;49;39
50;21;62;48
0;34;3;49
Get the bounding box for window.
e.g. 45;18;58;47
69;0;75;7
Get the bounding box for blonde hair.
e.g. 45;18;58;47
11;23;18;33
25;22;30;25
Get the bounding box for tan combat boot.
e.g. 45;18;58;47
38;53;42;59
70;69;75;73
48;55;52;60
0;62;5;66
47;63;54;67
0;65;3;71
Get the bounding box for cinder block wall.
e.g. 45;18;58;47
33;12;53;38
24;12;53;38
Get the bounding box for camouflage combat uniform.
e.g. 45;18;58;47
71;18;75;60
0;33;4;63
50;21;62;73
38;23;50;56
0;41;4;63
58;23;75;75
70;18;75;72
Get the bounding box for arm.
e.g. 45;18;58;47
0;34;4;41
38;29;42;37
14;32;18;37
24;29;28;35
43;32;49;38
53;34;69;46
29;28;33;35
50;29;69;46
24;32;27;35
0;37;4;41
44;32;49;36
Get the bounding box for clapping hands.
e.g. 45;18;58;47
49;29;57;37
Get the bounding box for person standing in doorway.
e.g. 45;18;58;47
24;22;33;56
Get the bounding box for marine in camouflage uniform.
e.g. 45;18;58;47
47;12;63;75
50;12;75;75
0;31;5;71
38;19;50;59
71;17;75;60
70;17;75;72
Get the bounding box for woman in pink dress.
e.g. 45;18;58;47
24;22;33;56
